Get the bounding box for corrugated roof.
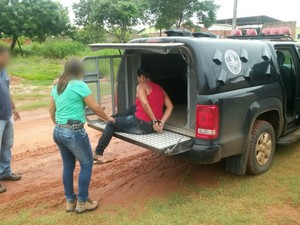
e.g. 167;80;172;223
217;15;282;26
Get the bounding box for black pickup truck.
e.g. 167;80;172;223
83;33;300;175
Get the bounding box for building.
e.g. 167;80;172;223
216;15;297;38
198;24;233;39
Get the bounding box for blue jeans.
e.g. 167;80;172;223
0;118;13;179
95;114;153;155
53;125;93;202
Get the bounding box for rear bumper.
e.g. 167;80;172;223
179;144;222;164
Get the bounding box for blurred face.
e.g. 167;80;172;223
0;51;11;69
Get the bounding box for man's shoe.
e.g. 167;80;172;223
0;184;6;194
0;173;22;181
66;199;77;212
75;199;98;213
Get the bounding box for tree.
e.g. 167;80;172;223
73;0;140;43
70;25;106;45
145;0;219;30
0;0;70;49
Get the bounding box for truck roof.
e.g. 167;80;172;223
129;37;299;48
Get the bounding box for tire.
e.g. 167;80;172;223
247;120;276;175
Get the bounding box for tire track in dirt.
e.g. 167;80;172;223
1;141;222;216
12;145;58;161
0;109;223;217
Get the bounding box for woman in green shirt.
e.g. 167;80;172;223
49;59;112;213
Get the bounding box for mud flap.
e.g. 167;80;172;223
88;121;193;156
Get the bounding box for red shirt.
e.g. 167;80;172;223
135;82;164;122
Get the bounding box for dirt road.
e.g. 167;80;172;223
0;109;221;216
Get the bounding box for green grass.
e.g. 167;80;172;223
9;56;63;83
8;48;119;111
12;93;50;101
9;49;120;84
17;101;49;111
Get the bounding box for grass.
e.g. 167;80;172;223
9;49;119;84
9;56;63;83
8;48;119;111
17;101;49;111
1;144;300;225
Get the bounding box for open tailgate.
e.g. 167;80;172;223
84;42;193;155
88;120;193;156
89;43;185;54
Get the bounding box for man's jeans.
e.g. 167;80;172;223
53;125;93;202
96;106;153;155
0;118;13;179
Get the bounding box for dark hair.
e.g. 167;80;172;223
57;58;84;94
137;67;150;79
0;45;9;55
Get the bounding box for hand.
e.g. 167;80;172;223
108;117;115;123
13;109;21;121
153;122;163;134
158;120;165;131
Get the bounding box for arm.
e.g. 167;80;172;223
160;91;173;124
10;94;21;121
84;95;113;122
136;84;157;121
49;96;56;124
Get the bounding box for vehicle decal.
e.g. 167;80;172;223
224;50;242;75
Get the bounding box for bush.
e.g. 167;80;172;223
40;41;86;59
13;41;87;59
13;43;42;57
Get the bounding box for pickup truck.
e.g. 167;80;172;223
83;31;300;175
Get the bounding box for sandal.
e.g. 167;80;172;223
93;154;117;164
0;184;7;194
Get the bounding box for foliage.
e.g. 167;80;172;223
13;43;42;57
73;0;140;42
145;0;219;29
0;0;70;49
13;41;86;59
70;25;106;45
40;41;86;59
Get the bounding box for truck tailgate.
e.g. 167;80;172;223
88;120;193;155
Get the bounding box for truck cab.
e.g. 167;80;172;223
83;31;300;175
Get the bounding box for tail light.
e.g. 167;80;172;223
196;105;219;140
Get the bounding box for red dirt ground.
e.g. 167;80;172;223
0;109;222;216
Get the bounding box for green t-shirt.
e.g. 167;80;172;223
51;80;91;124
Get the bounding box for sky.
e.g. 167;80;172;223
58;0;300;26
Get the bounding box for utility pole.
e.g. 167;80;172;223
232;0;238;30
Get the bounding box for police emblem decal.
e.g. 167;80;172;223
224;50;242;75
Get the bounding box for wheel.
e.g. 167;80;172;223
247;120;276;175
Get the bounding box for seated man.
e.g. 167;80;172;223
94;68;173;162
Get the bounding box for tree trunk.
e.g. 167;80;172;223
177;16;183;28
10;36;17;50
17;38;23;55
159;29;162;37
